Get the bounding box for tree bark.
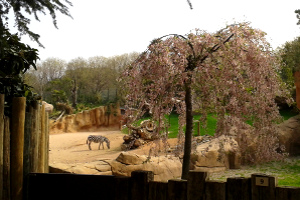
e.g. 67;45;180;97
71;80;77;108
181;81;193;180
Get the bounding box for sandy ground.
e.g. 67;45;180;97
49;130;161;165
49;131;126;165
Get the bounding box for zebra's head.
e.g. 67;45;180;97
106;140;110;149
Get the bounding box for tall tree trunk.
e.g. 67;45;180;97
181;80;193;180
71;80;77;108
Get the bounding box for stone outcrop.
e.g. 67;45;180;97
50;160;113;175
110;152;182;182
50;152;182;182
191;135;241;172
278;114;300;156
50;104;121;133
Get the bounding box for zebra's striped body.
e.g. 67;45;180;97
86;135;110;150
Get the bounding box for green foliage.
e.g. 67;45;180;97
25;53;139;110
0;27;39;115
278;37;300;91
0;0;72;46
125;109;296;138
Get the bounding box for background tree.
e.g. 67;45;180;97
277;37;300;100
0;0;72;46
121;23;291;179
65;57;87;108
24;52;139;110
25;57;66;98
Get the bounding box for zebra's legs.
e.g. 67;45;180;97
98;142;101;150
88;141;92;150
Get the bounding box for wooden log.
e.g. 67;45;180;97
251;173;277;200
23;112;32;176
148;181;168;200
168;179;188;200
0;94;4;200
275;186;300;200
23;112;32;200
114;176;131;200
38;103;45;173
227;177;251;200
29;101;40;173
187;171;208;200
10;97;26;200
3;117;10;200
44;112;49;173
205;180;226;200
131;170;154;200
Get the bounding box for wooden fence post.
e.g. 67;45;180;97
29;101;39;173
148;181;168;200
251;173;277;200
38;103;45;173
131;170;154;200
44;112;49;173
275;186;300;200
168;179;188;200
23;112;32;176
187;171;208;200
23;112;32;200
227;177;251;200
10;97;26;200
0;94;4;200
3;117;10;200
114;176;131;200
205;180;226;200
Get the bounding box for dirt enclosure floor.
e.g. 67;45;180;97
49;130;166;165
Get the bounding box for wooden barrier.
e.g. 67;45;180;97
26;171;300;200
10;97;26;200
0;96;49;200
29;101;40;173
0;94;4;200
38;103;46;173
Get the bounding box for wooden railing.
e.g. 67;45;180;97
0;95;49;200
26;170;300;200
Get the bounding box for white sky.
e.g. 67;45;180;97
8;0;300;62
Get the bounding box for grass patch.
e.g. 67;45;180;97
209;158;300;187
122;109;298;138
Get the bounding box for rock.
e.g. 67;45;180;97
111;152;182;182
50;104;121;133
116;152;147;165
278;115;300;156
192;135;241;171
50;160;113;175
42;101;54;113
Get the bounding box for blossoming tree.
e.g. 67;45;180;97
121;23;290;180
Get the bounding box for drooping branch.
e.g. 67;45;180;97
186;0;193;9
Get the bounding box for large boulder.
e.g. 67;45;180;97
278;114;300;156
110;152;182;182
191;135;241;172
50;160;113;175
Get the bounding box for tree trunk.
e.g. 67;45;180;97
71;80;77;108
181;81;193;180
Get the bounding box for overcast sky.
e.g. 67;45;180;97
8;0;300;62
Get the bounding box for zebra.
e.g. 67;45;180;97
86;135;110;150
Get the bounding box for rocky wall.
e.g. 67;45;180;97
50;104;121;133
